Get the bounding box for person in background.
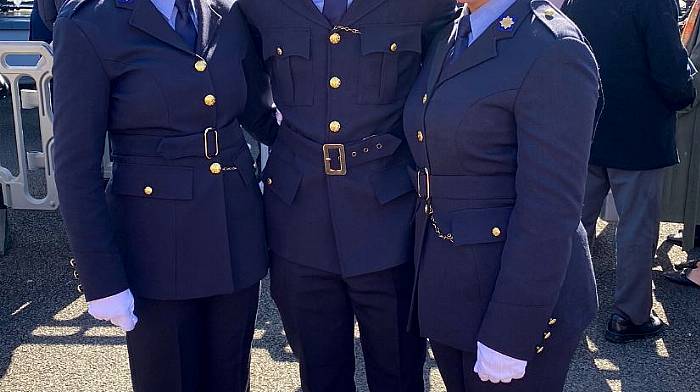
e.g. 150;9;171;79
566;0;696;343
29;0;53;43
52;0;278;389
403;0;600;389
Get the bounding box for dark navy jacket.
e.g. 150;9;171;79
53;0;278;301
238;0;455;276
566;0;696;170
404;0;599;361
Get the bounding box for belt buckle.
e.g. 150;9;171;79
204;127;219;160
322;144;347;176
416;167;431;200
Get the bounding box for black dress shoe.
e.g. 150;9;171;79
663;268;700;289
605;314;664;344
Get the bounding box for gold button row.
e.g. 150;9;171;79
329;121;341;133
330;76;342;89
330;32;341;45
417;130;424;143
194;59;207;72
204;94;216;106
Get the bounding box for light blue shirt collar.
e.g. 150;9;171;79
463;0;518;45
312;0;354;12
151;0;198;29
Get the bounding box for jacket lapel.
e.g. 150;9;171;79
426;26;455;95
123;0;195;55
195;0;232;58
440;0;531;84
281;0;331;27
343;0;387;25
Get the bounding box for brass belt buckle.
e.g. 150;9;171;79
323;144;347;176
204;127;219;160
416;167;431;200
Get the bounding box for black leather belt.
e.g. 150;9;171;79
110;121;246;160
276;129;404;176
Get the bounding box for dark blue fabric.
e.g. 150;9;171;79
174;0;197;51
238;0;456;277
566;0;696;170
404;0;599;362
52;0;278;301
321;0;346;24
449;8;471;63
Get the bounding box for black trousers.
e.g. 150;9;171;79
126;283;260;392
270;255;426;392
430;329;583;392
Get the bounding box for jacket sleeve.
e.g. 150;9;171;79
53;17;129;301
421;0;457;55
235;3;278;146
476;37;600;361
639;0;696;111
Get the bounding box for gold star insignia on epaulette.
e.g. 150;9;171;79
499;16;515;30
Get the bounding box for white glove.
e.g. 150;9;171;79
87;289;138;332
474;342;527;384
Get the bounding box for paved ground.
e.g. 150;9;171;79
0;97;699;392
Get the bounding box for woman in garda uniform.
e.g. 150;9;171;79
51;0;277;389
404;0;600;390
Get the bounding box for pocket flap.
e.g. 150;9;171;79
450;207;513;246
110;163;193;200
360;24;422;55
371;164;415;205
262;28;311;60
262;154;303;206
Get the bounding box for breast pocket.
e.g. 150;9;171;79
262;28;314;106
358;24;422;105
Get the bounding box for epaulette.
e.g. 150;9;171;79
530;0;584;40
57;0;99;18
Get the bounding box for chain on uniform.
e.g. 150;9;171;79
332;25;362;35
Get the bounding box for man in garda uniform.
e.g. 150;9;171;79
237;0;455;390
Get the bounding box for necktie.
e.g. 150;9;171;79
174;0;197;51
323;0;347;25
449;10;472;63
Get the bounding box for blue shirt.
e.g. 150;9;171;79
312;0;354;12
462;0;517;46
151;0;197;29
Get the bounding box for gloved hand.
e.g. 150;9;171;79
87;289;138;332
474;342;527;384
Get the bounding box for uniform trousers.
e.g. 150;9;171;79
270;254;427;392
581;165;664;324
430;328;583;392
126;283;260;392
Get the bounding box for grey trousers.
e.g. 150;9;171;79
581;165;664;325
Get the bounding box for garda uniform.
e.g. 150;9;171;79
237;0;455;390
403;1;600;390
52;0;277;388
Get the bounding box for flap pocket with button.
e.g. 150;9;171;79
450;207;513;246
262;151;303;206
110;163;193;200
370;164;415;205
261;28;313;106
358;23;423;104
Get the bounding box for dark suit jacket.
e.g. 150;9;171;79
53;0;277;301
404;0;599;361
238;0;455;276
566;0;696;170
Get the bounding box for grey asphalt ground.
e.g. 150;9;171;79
0;97;699;392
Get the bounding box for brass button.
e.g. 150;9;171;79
276;47;283;56
492;227;502;237
143;186;153;196
266;178;273;186
422;94;428;104
549;318;557;326
329;121;341;133
210;162;222;175
329;76;342;89
544;8;555;19
416;130;424;143
194;60;207;72
544;332;552;340
204;94;216;106
390;42;398;52
329;33;341;45
536;346;544;354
